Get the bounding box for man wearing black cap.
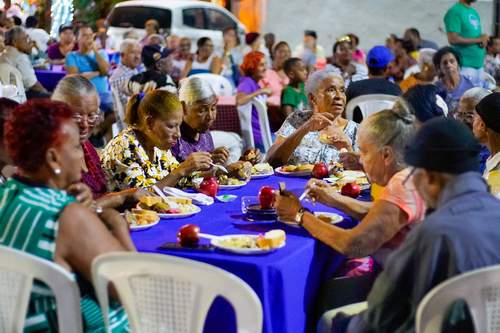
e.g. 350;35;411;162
473;92;500;197
322;118;500;332
128;44;176;94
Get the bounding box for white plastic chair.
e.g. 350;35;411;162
345;94;399;122
483;72;497;90
416;265;500;333
0;245;82;333
317;302;367;333
92;252;263;333
236;95;273;153
111;86;126;136
0;62;27;103
191;73;235;96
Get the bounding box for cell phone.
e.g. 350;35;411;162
159;242;215;251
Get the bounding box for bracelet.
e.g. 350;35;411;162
295;207;311;226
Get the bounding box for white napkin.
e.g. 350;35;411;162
162;186;214;206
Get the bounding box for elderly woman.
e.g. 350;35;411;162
182;37;222;78
266;69;358;167
236;51;273;151
456;87;492;129
260;41;291;106
101;90;212;190
433;46;476;114
276;106;425;267
326;36;368;87
173;76;248;164
0;99;133;331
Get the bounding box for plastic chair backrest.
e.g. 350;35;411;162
92;252;263;333
416;264;500;333
236;96;272;152
191;73;235;96
345;94;398;122
0;245;82;333
0;63;26;103
483;72;497;90
111;86;126;135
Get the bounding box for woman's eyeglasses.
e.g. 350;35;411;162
73;112;102;125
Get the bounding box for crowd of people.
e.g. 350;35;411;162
0;0;499;331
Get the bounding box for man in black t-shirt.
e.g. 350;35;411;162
346;46;402;122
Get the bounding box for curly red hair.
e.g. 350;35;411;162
240;51;265;77
5;99;73;173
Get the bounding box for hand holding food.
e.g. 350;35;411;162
179;152;212;175
303;112;334;132
240;148;262;165
319;126;353;151
275;190;302;222
211;147;229;165
306;179;339;205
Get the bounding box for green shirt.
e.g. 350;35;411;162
0;177;129;332
444;2;485;69
281;82;308;110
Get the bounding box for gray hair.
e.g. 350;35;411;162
460;87;492;107
52;75;99;103
305;68;343;96
119;38;140;54
178;76;216;105
361;106;416;167
4;26;25;46
418;48;437;68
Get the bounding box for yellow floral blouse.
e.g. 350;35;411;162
101;128;180;190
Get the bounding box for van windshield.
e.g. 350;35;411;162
108;6;172;29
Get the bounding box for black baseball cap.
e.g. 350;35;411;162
475;92;500;134
142;45;173;68
405;117;481;174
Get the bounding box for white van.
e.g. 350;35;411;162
107;0;246;51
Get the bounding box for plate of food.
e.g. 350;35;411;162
137;196;201;219
211;230;286;254
314;212;344;224
217;175;248;190
251;163;274;179
123;209;160;231
275;164;314;177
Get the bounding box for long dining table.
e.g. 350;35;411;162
131;174;359;333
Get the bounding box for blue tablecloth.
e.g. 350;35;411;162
35;69;66;92
131;175;358;333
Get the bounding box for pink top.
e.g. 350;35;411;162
378;168;426;250
259;69;289;106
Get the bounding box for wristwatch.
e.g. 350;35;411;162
294;207;310;226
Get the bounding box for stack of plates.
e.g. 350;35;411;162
245;204;277;221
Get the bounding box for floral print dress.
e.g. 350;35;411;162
101;128;180;190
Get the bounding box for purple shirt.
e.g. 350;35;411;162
237;76;263;148
171;122;215;162
47;42;78;60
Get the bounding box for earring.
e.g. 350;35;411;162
54;168;61;175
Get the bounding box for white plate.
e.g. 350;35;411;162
157;205;201;219
314;212;344;224
338;170;366;179
275;167;312;177
251;171;274;179
218;182;248;190
129;217;160;231
211;234;285;254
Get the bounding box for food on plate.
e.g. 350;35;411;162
256;230;286;249
216;174;247;186
240;149;261;164
198;176;219;197
258;186;276;209
341;182;361;198
138;196;197;214
312;162;329;179
219;236;257;249
226;160;253;180
282;164;314;173
316;213;343;224
177;224;200;246
124;209;159;226
251;162;273;175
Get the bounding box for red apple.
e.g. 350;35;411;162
312;162;329;179
341;183;361;198
198;176;219;197
258;186;276;209
177;224;200;246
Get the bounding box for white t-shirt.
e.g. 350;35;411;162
4;46;37;89
26;28;50;53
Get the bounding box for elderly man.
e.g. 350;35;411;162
3;26;49;99
109;39;142;108
319;117;500;332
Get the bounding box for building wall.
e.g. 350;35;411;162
262;0;494;54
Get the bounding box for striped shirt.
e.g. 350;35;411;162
0;177;129;332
